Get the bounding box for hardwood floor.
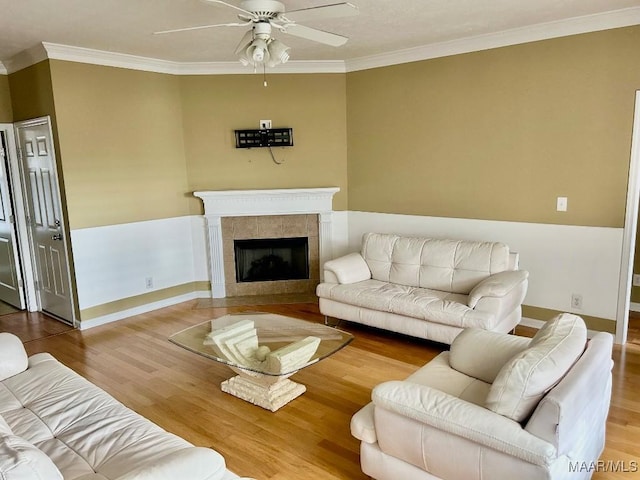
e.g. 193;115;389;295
4;302;640;479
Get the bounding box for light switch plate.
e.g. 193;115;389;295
260;120;272;129
556;196;568;212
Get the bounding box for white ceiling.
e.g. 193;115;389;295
1;0;640;68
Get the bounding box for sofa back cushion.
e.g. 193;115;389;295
525;332;613;457
361;233;511;294
485;313;587;422
0;433;63;479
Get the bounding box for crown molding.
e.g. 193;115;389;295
345;6;640;72
3;43;48;74
3;6;639;76
41;42;345;75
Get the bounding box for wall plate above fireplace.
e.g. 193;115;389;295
235;128;293;148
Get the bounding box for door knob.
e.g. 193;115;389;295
51;234;63;241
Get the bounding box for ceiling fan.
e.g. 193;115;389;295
154;0;359;68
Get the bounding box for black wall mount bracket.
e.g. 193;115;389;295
234;128;294;148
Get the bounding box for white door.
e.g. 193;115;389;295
0;131;25;309
15;118;74;324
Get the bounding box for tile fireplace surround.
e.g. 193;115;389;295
194;188;340;298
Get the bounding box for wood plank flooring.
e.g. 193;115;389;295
5;302;640;479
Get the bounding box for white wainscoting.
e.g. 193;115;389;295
346;211;623;322
71;216;205;310
71;212;349;328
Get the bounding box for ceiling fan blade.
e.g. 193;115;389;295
284;2;358;23
283;24;348;47
200;0;258;19
154;21;251;35
234;29;254;54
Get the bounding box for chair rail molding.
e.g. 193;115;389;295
194;188;340;298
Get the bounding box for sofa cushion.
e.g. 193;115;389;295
0;415;11;435
0;333;28;381
449;329;530;384
316;279;496;329
485;313;587;422
361;233;511;294
0;433;63;480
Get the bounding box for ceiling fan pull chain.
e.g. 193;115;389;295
263;63;268;87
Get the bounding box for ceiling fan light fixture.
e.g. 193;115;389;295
246;37;270;63
267;39;290;65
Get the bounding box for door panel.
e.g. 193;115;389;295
0;131;25;309
15;119;73;323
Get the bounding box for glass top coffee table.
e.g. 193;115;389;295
170;312;353;411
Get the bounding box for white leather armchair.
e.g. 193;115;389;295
351;314;614;480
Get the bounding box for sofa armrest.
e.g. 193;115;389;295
322;253;371;284
0;333;28;381
114;447;227;480
468;270;529;308
372;381;556;467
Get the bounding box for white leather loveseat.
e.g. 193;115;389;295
351;314;614;480
0;333;239;480
317;233;529;344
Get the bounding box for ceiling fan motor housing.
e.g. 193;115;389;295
240;0;285;19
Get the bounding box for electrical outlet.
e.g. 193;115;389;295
145;277;153;289
571;293;583;310
260;119;272;129
634;274;640;287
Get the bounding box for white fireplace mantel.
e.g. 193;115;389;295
194;188;340;298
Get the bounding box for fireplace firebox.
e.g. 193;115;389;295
234;237;309;283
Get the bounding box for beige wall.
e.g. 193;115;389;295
8;61;56;122
180;74;348;214
0;75;12;122
21;64;348;229
48;60;191;229
346;26;640;228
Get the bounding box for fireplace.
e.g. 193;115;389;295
221;214;319;297
194;188;340;298
234;237;309;283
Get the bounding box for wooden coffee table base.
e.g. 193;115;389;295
221;373;306;412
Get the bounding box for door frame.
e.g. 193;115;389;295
617;90;640;345
0;122;38;312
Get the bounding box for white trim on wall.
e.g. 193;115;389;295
70;216;201;310
2;7;639;75
73;211;625;339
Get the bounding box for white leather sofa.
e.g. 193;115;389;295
317;233;529;344
0;333;240;480
351;314;614;480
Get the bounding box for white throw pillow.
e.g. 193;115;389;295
0;333;28;381
485;313;587;422
0;433;63;480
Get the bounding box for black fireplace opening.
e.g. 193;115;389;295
234;237;309;283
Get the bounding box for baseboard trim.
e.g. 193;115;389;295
519;317;545;330
629;302;640;312
78;290;211;330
